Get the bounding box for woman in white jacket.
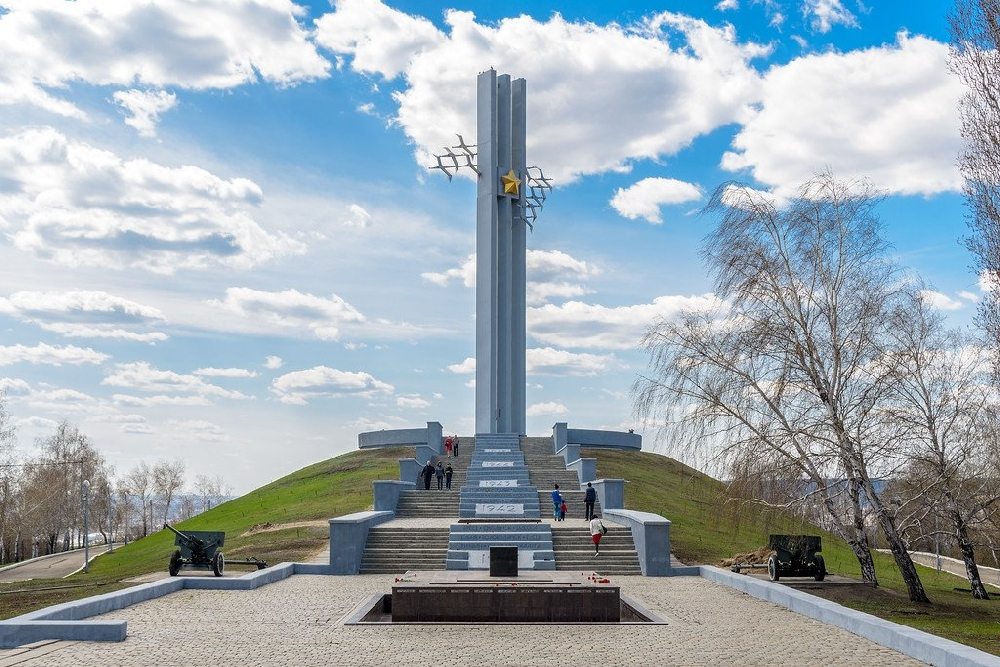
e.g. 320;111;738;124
589;515;606;556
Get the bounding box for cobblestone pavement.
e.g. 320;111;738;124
0;574;925;666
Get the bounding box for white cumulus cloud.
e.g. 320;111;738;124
112;89;177;137
526;401;569;417
0;128;305;273
397;394;431;409
920;290;966;311
0;342;109;366
526;347;618;376
423;249;600;306
0;0;330;119
211;287;366;341
610;177;702;223
270;365;393;404
103;361;250;401
0;290;168;342
317;1;770;183
529;293;726;350
722;33;963;197
802;0;858;34
343;204;373;228
194;367;258;378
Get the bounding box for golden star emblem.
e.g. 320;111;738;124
501;169;521;196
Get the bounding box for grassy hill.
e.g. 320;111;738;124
1;445;998;655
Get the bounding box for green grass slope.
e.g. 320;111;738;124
1;445;997;656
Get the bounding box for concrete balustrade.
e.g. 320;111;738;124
373;480;416;512
328;511;394;575
358;421;443;452
552;422;641;452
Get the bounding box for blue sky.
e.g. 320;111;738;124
0;0;978;493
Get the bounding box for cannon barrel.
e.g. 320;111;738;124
163;522;195;542
164;523;222;553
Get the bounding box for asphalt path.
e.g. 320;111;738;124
0;545;111;583
908;549;1000;590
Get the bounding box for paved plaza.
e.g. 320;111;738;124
0;570;926;666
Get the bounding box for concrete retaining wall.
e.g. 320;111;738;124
565;455;596;484
358;421;442;450
328;511;394;575
603;509;671;576
552;422;641;451
592;479;624;512
373;480;416;512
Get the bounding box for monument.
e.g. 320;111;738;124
433;69;551;436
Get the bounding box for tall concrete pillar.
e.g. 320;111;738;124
475;70;527;436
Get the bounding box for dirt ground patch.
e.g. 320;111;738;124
720;546;775;568
240;520;329;537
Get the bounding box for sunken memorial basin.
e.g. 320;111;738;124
391;570;620;623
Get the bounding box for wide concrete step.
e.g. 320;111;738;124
360;527;449;573
360;563;446;573
548;525;641;573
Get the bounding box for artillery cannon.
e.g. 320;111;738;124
766;534;826;582
163;523;267;577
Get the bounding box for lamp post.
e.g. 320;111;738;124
82;479;90;574
122;490;129;546
106;485;114;553
935;512;941;573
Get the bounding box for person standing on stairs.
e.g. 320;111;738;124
445;463;454;490
584;482;596;521
590;514;607;556
551;484;563;521
421;460;435;490
435;461;445;489
452;435;459;457
444;435;453;457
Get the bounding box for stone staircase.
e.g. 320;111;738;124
458;433;541;519
521;437;602;520
359;434;640;575
394;446;472;518
550;526;642;575
359;526;450;573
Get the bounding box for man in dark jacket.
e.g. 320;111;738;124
421;461;435;490
584;482;597;521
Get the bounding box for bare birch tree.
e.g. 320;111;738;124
124;462;152;537
153;459;186;525
878;290;1000;599
950;0;1000;375
634;173;930;602
194;474;230;513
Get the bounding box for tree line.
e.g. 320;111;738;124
0;400;230;564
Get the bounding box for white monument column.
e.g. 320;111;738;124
475;70;527;435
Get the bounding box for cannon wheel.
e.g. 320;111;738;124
168;549;182;576
767;554;780;581
212;550;225;577
813;554;826;581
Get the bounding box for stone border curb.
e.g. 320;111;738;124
699;565;1000;667
0;562;315;648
